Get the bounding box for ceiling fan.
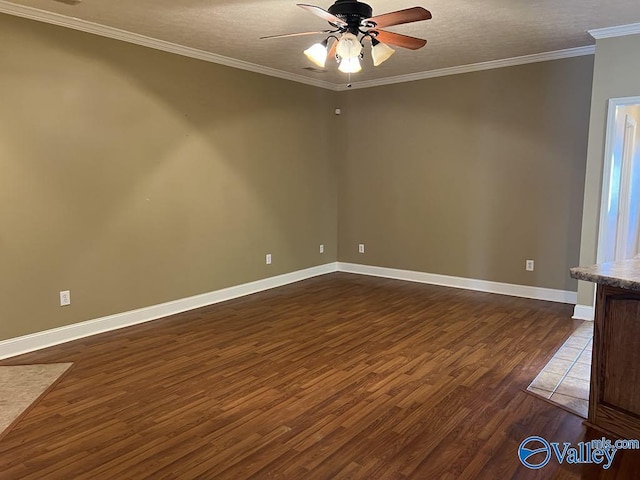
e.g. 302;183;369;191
261;0;431;74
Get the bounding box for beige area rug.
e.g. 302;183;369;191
0;363;72;440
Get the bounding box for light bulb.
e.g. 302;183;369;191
303;42;328;68
371;41;395;66
338;56;362;73
336;33;362;59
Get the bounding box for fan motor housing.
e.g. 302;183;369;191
328;0;372;30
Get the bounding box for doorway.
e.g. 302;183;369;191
597;97;640;264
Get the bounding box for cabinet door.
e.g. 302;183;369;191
591;285;640;438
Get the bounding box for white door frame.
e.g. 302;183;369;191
596;96;640;265
615;114;637;259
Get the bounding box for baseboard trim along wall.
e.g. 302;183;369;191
572;304;595;321
0;263;338;360
0;261;580;359
338;262;578;304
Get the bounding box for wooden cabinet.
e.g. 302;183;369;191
589;285;640;438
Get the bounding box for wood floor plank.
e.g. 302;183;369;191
1;272;639;478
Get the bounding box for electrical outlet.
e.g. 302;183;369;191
320;244;324;254
358;243;365;254
60;290;71;306
266;253;272;265
526;260;534;271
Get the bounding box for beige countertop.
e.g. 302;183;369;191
570;258;640;291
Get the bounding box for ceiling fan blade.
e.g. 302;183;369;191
297;4;347;27
372;30;427;50
365;7;431;28
328;38;338;60
53;0;82;4
260;30;331;40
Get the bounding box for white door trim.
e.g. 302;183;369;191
596;97;640;265
615;115;637;259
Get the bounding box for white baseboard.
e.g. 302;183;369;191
0;262;338;360
572;304;595;321
0;261;580;360
337;262;578;304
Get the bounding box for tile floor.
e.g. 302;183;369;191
527;322;593;418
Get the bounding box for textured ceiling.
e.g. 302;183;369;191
3;0;640;86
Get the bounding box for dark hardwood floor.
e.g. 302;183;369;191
1;273;639;479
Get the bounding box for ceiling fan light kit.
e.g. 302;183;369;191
338;56;362;73
335;32;362;59
303;40;330;67
262;0;431;76
371;39;395;67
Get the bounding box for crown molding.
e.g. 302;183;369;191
0;1;340;91
336;45;596;90
589;23;640;39
0;0;596;92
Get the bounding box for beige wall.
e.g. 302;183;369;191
577;34;640;306
0;14;337;341
337;57;593;291
0;12;597;343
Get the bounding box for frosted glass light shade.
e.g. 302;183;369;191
338;56;362;73
371;41;395;66
304;42;328;68
336;33;362;59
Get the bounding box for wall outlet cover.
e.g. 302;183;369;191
60;290;71;306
